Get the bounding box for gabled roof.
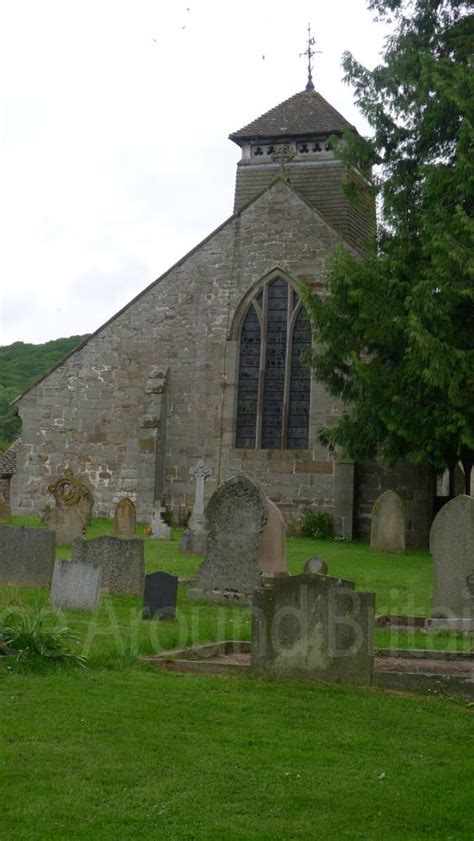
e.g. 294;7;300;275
229;89;356;145
0;438;21;476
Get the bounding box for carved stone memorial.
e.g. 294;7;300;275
370;490;406;554
44;469;93;545
188;474;287;604
50;560;101;612
114;498;136;539
142;571;178;620
150;508;171;540
252;573;375;684
430;494;474;628
180;458;212;554
72;535;145;595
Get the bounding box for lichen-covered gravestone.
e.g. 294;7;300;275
43;469;93;545
72;535;144;595
370;490;406;553
0;526;55;587
188;474;287;604
50;560;101;612
114;498;136;538
430;495;474;623
252;573;375;685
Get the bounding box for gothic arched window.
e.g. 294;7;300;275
235;277;311;449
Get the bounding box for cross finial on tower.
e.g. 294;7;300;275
300;23;321;92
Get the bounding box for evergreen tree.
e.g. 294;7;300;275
304;0;474;494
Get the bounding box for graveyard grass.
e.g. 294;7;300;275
2;518;474;840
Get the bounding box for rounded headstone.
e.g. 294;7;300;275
303;556;328;575
430;494;474;618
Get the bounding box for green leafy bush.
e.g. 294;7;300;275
0;605;86;666
299;509;334;539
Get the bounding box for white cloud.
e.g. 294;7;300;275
0;0;390;345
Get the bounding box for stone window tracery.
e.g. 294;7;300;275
235;277;311;450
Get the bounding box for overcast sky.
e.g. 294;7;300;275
0;0;390;346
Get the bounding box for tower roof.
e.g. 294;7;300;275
229;89;356;145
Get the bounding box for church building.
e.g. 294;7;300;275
11;79;435;546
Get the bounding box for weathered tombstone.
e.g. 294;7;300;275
370;490;406;553
114;498;136;539
188;474;288;604
72;535;145;595
0;486;10;521
142;571;178;620
430;494;474;626
252;573;375;685
180;458;212;554
44;469;93;544
150;508;171;540
0;526;55;587
50;560;101;612
304;556;328;575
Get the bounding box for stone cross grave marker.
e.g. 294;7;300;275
150;507;171;540
370;489;406;553
142;571;178;620
180;457;212;554
50;560;101;612
114;498;136;539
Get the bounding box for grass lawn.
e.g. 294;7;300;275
2;667;474;840
1;517;474;839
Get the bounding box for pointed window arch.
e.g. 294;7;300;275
235;277;311;449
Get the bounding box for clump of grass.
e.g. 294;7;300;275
0;604;87;667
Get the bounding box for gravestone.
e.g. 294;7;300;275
114;498;136;539
180;458;212;554
0;486;10;521
0;526;55;587
50;560;101;612
304;556;328;575
44;469;93;544
370;490;406;553
252;573;375;685
188;474;288;604
430;494;474;624
142;571;178;620
150;508;171;540
72;535;145;595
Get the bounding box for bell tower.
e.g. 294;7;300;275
229;36;374;251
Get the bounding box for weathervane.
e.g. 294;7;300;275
300;23;321;92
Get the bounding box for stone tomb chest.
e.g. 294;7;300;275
252;573;375;685
188;474;287;604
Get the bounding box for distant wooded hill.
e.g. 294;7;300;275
0;335;89;452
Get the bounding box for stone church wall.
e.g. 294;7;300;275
12;180;347;523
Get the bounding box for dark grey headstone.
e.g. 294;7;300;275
50;560;101;612
252;574;375;685
72;535;144;595
142;572;178;620
0;526;55;587
188;474;267;604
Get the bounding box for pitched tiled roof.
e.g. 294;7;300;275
230;89;356;144
0;438;21;476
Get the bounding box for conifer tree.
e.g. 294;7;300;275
304;0;474;494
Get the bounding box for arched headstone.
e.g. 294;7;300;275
370;490;406;553
430;495;474;619
188;474;287;604
114;498;136;539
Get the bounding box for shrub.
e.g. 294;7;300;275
299;509;334;539
0;605;86;667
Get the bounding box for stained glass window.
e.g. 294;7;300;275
235;305;261;448
235;278;311;449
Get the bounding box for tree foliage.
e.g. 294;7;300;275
304;0;474;490
0;336;89;452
